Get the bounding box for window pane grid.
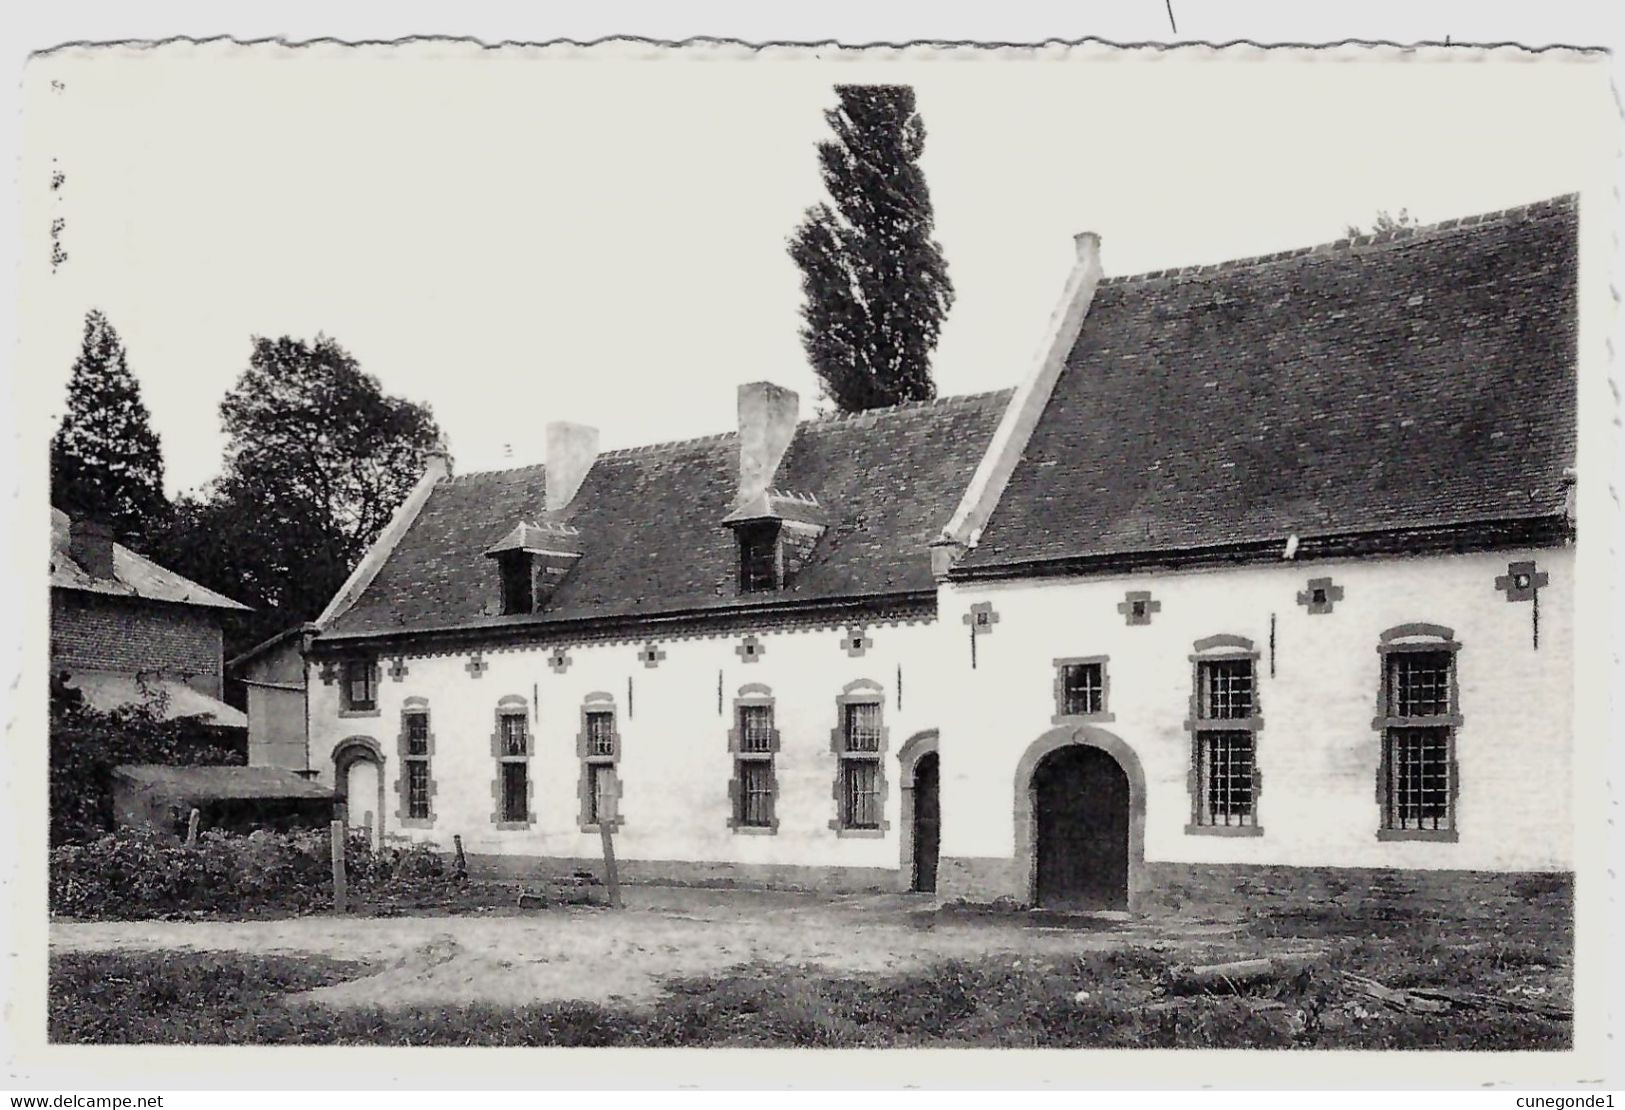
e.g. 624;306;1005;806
1387;727;1450;830
737;760;775;827
844;703;882;753
1389;652;1451;718
842;760;880;828
586;711;615;756
1062;663;1103;715
740;529;777;593
500;714;527;757
587;764;613;824
406;714;429;755
406;760;430;819
1200;659;1254;720
1198;730;1255;826
738;705;774;753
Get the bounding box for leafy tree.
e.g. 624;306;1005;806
151;335;442;638
50;310;169;540
789;85;954;412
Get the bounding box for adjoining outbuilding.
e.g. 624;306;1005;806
111;764;335;837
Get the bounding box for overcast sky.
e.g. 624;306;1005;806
23;44;1612;495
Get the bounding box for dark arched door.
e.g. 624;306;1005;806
1034;745;1129;909
912;752;940;893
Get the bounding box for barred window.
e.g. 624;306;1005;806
1197;730;1255;826
500;762;528;822
406;760;431;820
1387;652;1452;718
1379;640;1457;835
500;713;528;757
1062;662;1104;716
1199;659;1254;720
843;703;882;753
406;712;429;756
738;705;774;754
585;710;616;757
1189;649;1260;830
1386;727;1451;831
736;759;775;828
343;660;375;711
841;760;881;830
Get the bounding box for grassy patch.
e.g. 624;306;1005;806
50;933;1570;1049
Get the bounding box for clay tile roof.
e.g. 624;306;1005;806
328;390;1011;636
960;196;1577;571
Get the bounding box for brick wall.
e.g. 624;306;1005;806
51;590;224;696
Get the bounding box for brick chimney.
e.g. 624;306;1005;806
69;517;115;580
545;421;600;514
737;382;799;505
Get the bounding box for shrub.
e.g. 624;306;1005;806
49;827;458;919
49;675;243;846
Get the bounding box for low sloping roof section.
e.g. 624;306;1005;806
957;196;1578;574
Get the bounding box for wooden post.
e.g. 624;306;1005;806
185;808;201;845
364;809;375;850
453;834;468;880
330;818;348;914
598;770;622;909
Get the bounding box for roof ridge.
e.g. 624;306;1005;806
442;389;1016;480
804;387;1015;426
1099;193;1577;289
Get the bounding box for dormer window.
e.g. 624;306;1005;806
485;521;582;616
738;523;781;593
498;552;534;615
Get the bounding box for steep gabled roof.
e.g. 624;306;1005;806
958;196;1577;573
326;390;1011;638
50;507;250;611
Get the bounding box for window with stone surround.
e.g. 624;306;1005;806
395;698;435;826
490;696;534;828
829;681;889;835
340;658;378;714
576;694;623;830
1053;656;1112;723
725;684;780;832
1186;637;1263;835
727;685;780;832
1375;626;1461;841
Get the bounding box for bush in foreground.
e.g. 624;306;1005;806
49;827;454;919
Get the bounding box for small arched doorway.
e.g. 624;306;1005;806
1033;745;1131;910
333;737;385;848
911;752;940;893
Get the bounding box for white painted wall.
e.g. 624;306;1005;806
936;545;1573;873
308;618;950;869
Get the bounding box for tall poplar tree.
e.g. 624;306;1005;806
50;310;169;539
789;85;955;412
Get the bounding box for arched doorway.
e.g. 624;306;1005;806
333;737;385;848
1014;725;1145;911
911;752;940;893
1033;746;1130;909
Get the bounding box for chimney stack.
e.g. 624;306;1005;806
545;421;600;514
737;382;799;505
68;517;115;580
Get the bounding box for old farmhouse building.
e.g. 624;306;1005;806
295;196;1576;910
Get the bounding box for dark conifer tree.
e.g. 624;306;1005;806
50;310;169;540
789;85;955;412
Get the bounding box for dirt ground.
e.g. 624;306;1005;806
49;885;1247;1010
